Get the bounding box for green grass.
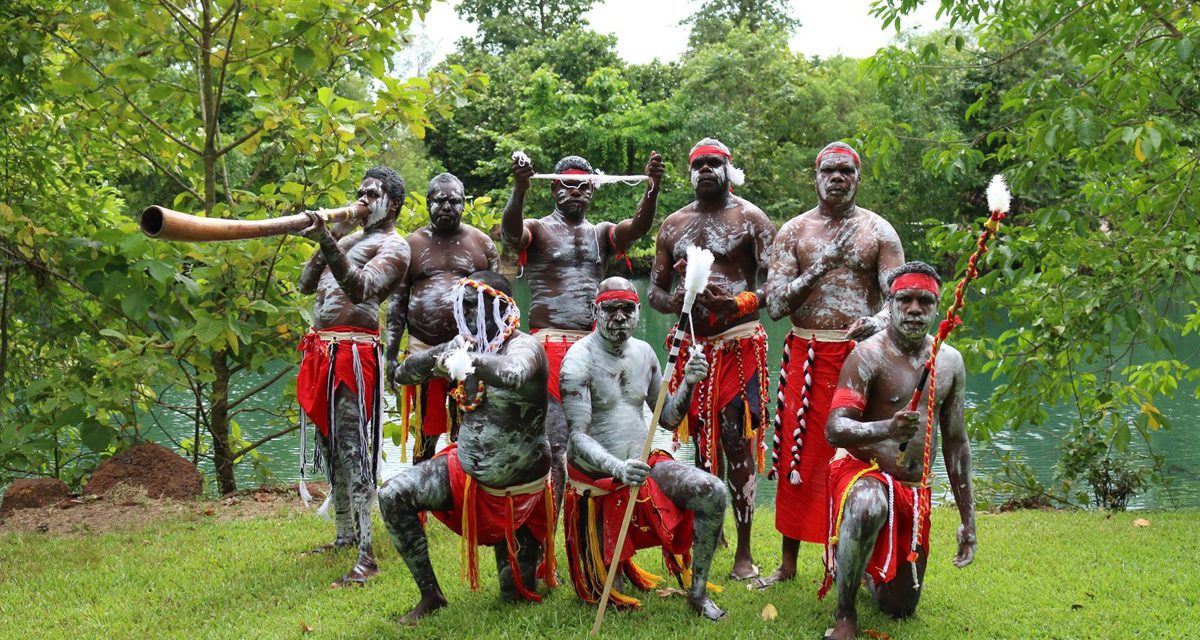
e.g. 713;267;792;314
2;507;1198;639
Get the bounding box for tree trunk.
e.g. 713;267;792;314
209;348;237;494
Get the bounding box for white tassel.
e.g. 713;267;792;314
317;493;333;520
727;164;745;186
443;347;475;381
683;246;715;312
298;479;312;507
987;174;1011;213
788;469;802;485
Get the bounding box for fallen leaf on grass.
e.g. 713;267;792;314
203;508;215;516
761;603;777;621
301;621;314;634
864;631;891;640
1133;518;1150;527
655;588;686;598
222;496;241;506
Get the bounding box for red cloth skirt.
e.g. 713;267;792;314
773;334;856;543
563;452;695;607
532;328;586;402
822;455;931;595
429;444;557;601
296;326;379;438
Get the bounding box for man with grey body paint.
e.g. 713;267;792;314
821;261;975;640
560;277;728;620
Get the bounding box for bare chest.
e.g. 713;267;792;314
412;238;487;280
533;221;604;266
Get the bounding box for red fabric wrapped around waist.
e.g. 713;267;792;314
296;326;379;437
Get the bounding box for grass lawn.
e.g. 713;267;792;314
1;504;1197;639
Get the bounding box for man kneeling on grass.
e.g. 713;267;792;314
378;271;555;623
820;262;976;640
559;277;728;620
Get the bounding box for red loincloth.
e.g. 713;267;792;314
296;326;380;438
773;332;856;543
563;451;696;607
429;444;557;601
820;455;931;598
532;328;587;402
667;322;770;473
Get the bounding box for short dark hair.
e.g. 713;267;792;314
427;172;463;198
886;261;942;290
553;155;594;174
467;269;513;298
364;166;406;204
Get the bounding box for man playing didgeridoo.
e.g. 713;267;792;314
820;261;975;640
378;271;556;623
648;138;775;580
386;173;500;462
502;151;663;515
756;141;905;588
560;277;728;620
294;166;411;587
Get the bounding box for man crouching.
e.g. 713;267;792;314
378;270;555;623
820;261;976;639
559;276;728;620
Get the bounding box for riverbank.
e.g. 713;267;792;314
1;495;1196;639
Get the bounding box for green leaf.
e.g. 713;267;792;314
294;46;316;72
317;87;333;107
80;420;115;453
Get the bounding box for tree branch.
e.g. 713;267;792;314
216;123;264;157
227;365;294;410
232;423;299;459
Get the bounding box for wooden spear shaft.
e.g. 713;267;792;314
590;313;692;636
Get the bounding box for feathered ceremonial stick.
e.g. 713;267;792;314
512;151;650;187
590;246;714;636
897;175;1010;465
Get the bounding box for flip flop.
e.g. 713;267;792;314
728;563;760;581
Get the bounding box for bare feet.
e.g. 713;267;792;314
752;566;795;590
687;595;728;621
825;615;857;639
330;558;379;588
728;560;759;581
397;593;449;624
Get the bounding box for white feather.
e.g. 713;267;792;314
987;174;1011;213
683;246;715;312
727;164;745;186
443;347;475;382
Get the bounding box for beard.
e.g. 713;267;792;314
365;193;391;227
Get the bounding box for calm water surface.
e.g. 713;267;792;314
156;278;1200;509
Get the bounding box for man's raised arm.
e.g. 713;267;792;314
500;154;535;250
610;152;663;252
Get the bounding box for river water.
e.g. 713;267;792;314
153;278;1200;509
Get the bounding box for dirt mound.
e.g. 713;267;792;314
85;442;202;500
0;478;74;517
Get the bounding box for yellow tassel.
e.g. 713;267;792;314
743;396;754;439
542;484;558;587
676;416;690;443
626;559;663;589
829;459;881;548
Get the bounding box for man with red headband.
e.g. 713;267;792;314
559;277;728;620
819;261;975;640
756;141;906;590
386;173;500;463
379;270;556;622
294;166;410;587
503;152;664;519
648;137;776;580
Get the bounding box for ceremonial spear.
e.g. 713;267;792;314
590;246;714;636
897;174;1011;465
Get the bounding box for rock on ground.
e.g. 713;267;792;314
85;442;202;500
0;478;74;517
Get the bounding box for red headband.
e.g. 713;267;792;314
559;168;590;176
595;290;639;304
815;146;861;169
890;273;940;295
689;145;732;163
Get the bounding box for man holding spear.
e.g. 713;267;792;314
648;138;775;580
503;151;664;517
820;261;976;640
293;166;411;587
559;277;727;620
